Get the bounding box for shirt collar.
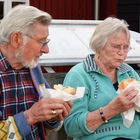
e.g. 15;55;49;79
0;51;11;71
83;54;132;74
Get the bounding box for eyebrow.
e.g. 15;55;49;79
110;42;129;46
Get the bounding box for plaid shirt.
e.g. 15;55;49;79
0;52;42;140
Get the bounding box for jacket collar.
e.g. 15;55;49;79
0;51;11;72
83;54;132;74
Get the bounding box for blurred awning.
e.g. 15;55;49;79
39;20;140;66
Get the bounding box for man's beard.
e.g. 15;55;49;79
15;46;39;69
23;58;39;69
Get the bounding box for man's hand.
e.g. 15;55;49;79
24;98;72;125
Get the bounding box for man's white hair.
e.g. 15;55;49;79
0;5;52;44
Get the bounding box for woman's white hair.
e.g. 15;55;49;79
90;17;130;53
0;5;52;44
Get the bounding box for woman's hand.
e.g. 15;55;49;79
24;98;72;125
108;86;138;114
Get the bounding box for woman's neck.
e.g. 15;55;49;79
95;55;117;83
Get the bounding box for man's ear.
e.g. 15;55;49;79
10;32;23;48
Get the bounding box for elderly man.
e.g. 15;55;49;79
0;5;72;140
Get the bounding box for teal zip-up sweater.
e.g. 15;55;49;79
63;54;140;140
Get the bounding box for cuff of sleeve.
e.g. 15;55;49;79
14;112;31;137
44;120;60;129
79;112;94;134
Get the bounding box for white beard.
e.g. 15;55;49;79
23;58;39;68
15;46;39;69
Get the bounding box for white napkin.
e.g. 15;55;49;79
39;84;85;101
117;81;140;128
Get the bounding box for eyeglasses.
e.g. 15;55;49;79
22;34;50;48
109;43;131;52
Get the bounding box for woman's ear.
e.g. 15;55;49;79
10;32;23;48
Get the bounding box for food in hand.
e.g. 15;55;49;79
63;87;76;95
118;78;136;90
54;84;76;95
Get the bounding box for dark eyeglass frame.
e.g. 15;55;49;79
22;33;50;48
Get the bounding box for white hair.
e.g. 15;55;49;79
0;5;52;44
90;17;130;53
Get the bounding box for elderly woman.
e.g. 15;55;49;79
63;17;140;140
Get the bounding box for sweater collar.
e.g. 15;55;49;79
83;54;132;74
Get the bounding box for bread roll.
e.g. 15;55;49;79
118;78;136;90
54;84;76;95
63;87;76;95
54;84;64;90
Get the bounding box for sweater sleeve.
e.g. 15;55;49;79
63;70;94;138
14;112;31;138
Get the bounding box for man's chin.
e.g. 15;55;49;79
24;60;38;69
29;63;38;69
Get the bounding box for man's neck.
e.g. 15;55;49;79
0;44;23;70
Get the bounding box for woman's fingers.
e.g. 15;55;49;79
125;88;138;101
109;87;139;113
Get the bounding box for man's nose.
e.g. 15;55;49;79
41;46;49;54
